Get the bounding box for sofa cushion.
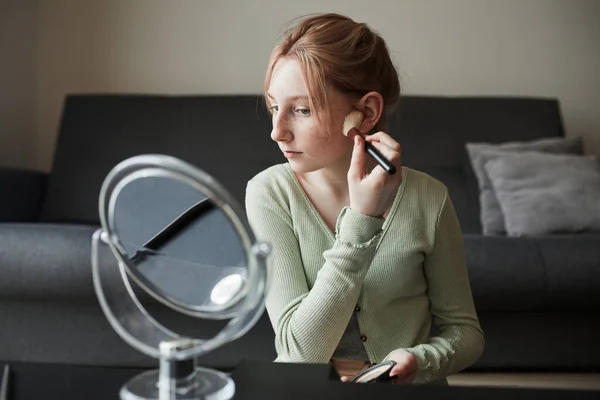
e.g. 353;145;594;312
392;96;565;233
537;234;600;309
0;223;155;303
474;312;600;370
408;165;471;235
0;299;276;368
464;234;600;311
465;137;583;235
0;223;99;301
484;151;600;236
40;95;276;224
0;168;48;222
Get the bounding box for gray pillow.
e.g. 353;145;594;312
483;151;600;237
466;137;583;235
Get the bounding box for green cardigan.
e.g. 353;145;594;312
245;163;484;383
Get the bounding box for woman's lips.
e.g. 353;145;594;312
283;151;302;158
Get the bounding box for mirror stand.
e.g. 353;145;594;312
122;339;234;400
92;230;235;400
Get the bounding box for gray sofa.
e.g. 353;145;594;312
1;94;599;371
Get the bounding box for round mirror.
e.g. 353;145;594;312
92;154;272;400
109;171;248;317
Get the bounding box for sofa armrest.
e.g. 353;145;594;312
0;167;48;222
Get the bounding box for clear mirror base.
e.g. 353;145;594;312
120;368;235;400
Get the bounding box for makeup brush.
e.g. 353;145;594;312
343;110;396;175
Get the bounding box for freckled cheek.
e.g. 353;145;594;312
295;120;350;152
295;121;325;144
310;136;351;158
305;131;335;150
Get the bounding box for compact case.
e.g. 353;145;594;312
350;361;396;383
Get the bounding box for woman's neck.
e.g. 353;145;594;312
297;155;379;202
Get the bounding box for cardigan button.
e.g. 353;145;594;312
360;335;367;342
354;305;361;312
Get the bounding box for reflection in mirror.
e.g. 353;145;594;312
111;175;247;313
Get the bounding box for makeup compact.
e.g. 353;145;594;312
350;360;396;383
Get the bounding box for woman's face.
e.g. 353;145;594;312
267;57;355;174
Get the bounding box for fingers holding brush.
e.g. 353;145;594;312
364;131;401;153
343;111;403;218
343;115;400;177
364;135;402;176
347;134;367;180
348;134;402;218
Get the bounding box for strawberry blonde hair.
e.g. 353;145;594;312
264;13;401;134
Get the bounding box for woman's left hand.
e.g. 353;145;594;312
386;349;417;384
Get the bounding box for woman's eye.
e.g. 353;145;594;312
297;108;311;116
270;105;279;113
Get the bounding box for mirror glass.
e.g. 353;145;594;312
108;173;248;314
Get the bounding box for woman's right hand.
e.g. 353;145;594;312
347;132;402;218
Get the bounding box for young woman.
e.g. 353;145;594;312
245;13;484;385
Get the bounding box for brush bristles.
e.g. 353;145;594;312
343;110;364;137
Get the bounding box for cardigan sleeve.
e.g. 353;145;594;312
386;191;484;383
245;178;384;363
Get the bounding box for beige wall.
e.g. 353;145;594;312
0;0;36;169
6;0;600;171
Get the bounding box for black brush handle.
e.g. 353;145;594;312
365;141;396;175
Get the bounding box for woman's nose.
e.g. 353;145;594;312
270;114;292;143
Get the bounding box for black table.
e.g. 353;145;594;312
2;361;598;400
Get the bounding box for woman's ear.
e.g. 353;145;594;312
355;92;384;133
